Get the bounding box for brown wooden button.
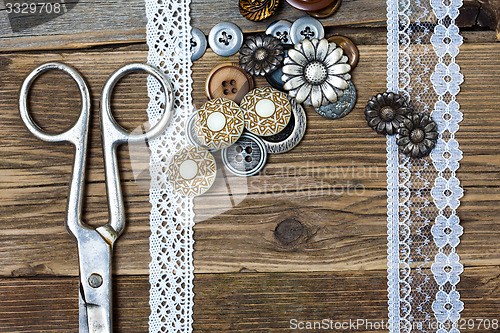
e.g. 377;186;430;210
285;0;334;12
307;0;341;18
205;63;255;104
328;35;359;69
239;0;280;22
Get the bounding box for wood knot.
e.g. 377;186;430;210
274;218;304;245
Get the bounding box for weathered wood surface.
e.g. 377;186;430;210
1;268;499;332
0;0;498;51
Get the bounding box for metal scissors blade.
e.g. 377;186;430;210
19;62;174;332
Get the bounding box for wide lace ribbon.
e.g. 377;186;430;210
386;0;464;331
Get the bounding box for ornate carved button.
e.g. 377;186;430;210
167;145;217;197
261;96;307;153
285;0;335;12
239;34;284;76
221;132;268;177
397;114;438;158
306;0;341;19
190;27;207;61
282;38;351;108
290;16;325;45
314;80;356;119
328;35;359;69
365;92;412;135
205;63;255;104
265;45;292;91
195;98;245;150
266;20;293;45
239;0;280;21
208;22;244;57
240;87;292;136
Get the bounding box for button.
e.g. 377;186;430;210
167;145;217;197
239;0;279;21
240;87;292;136
328;35;359;68
266;20;293;45
195;98;245;150
221;132;267;177
307;0;341;18
205;63;255;104
190;27;207;61
286;0;334;12
290;17;324;45
314;80;356;119
185;111;215;151
261;96;307;153
265;45;292;91
208;22;244;57
239;34;284;76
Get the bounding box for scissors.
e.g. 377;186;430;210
19;62;174;332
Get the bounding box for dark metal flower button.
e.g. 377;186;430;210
208;22;244;57
314;80;356;120
290;17;325;45
266;20;293;45
397;114;438;158
222;132;268;177
365;92;412;135
239;34;284;76
190;27;207;61
239;0;280;22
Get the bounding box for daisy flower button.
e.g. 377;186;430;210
240;87;292;136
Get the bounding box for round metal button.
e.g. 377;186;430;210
191;27;207;61
314;80;357;119
261;96;307;153
307;0;341;18
222;132;267;177
205;63;255;104
290;17;324;45
328;35;359;68
285;0;334;11
185;111;215;151
195;98;245;150
265;45;292;91
208;22;244;57
167;145;217;197
266;20;293;45
240;87;292;137
239;0;279;21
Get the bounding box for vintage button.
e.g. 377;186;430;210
185;111;215;151
239;0;279;22
261;96;307;153
239;34;284;76
191;27;207;61
306;0;341;19
285;0;334;11
314;80;357;119
265;45;292;91
328;35;359;68
290;17;324;45
221;132;267;177
205;63;255;104
266;20;293;45
167;145;217;197
240;87;292;136
195;98;245;150
208;22;244;57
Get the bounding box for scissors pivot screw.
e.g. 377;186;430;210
88;273;103;288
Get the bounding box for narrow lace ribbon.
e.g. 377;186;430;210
145;0;194;332
386;0;464;331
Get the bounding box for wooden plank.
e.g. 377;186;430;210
0;43;499;276
0;0;498;51
0;268;499;332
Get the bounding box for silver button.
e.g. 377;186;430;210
314;81;357;120
191;27;207;61
290;17;324;45
221;132;267;177
208;22;244;57
261;97;307;153
266;20;293;45
185;111;215;151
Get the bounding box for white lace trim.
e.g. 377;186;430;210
386;0;464;331
145;0;194;332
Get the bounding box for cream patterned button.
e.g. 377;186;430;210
195;98;245;150
240;87;292;136
167;145;217;197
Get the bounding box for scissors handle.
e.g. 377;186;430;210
19;62;91;237
100;63;174;239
